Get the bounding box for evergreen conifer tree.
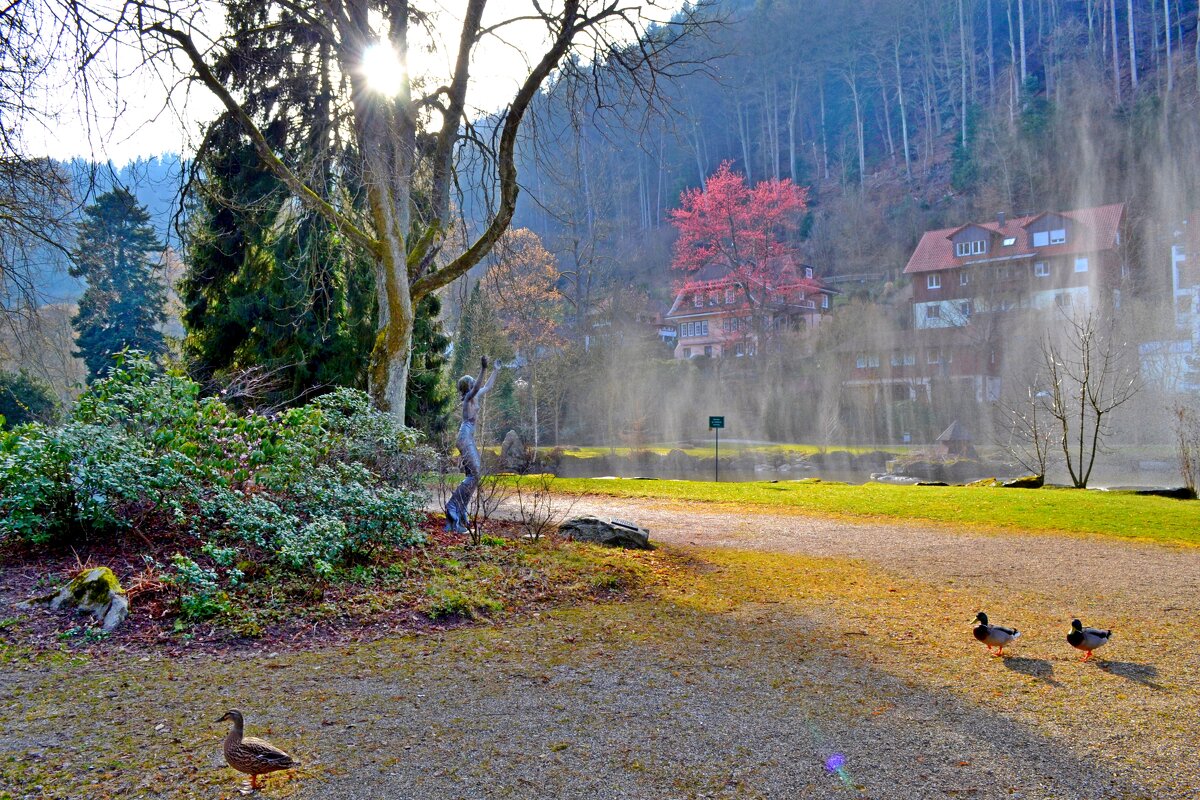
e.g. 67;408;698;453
70;188;167;381
405;293;453;437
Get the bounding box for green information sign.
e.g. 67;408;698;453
709;415;725;429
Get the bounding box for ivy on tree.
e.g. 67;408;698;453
70;188;167;381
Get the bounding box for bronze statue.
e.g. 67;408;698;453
445;355;500;532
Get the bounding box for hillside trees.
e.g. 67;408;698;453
130;0;701;420
70;188;168;381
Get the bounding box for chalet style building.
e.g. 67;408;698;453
841;204;1129;410
905;203;1127;329
663;263;836;359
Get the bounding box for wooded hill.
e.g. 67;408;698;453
507;0;1200;319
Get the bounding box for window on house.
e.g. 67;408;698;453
856;354;869;369
960;301;971;317
693;294;703;307
928;351;941;364
926;305;941;319
821;294;829;309
904;352;916;365
1050;228;1066;244
1034;261;1049;277
704;345;713;357
708;292;719;306
1075;256;1089;272
1002;236;1017;246
868;354;880;368
891;353;903;367
701;321;709;336
955;240;987;257
725;288;734;304
683;347;692;358
927;274;942;289
1055;293;1072;308
960;272;969;286
805;266;814;278
1032;231;1049;247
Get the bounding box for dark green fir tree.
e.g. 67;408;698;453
70;188;167;381
406;293;453;437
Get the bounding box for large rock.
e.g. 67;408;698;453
500;430;527;471
559;517;652;549
34;567;129;632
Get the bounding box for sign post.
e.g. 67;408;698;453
708;415;725;482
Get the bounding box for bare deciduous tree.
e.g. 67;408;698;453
1037;311;1140;488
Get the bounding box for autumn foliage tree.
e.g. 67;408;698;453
669;162;809;351
485;229;563;450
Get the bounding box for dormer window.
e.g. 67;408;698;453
955;240;986;257
1050;228;1066;244
693;294;703;307
1002;237;1017;246
725;288;734;304
805;266;814;279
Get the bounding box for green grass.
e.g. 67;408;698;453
544;477;1200;546
501;443;910;459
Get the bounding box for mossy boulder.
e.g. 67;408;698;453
41;567;129;632
1002;474;1045;489
559;517;652;549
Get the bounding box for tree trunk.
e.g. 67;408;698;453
1018;0;1028;84
1126;0;1138;90
819;78;830;181
1164;0;1174;91
987;0;996;99
959;0;969;149
895;36;913;178
1110;0;1122;103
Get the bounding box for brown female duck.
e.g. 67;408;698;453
217;709;297;790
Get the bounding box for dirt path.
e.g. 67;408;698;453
3;500;1198;799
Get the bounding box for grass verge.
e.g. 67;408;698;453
542;477;1200;545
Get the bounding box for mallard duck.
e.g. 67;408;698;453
217;709;297;790
1067;618;1112;661
972;611;1020;656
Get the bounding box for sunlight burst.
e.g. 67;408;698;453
362;43;405;96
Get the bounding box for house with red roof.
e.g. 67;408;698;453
663;262;836;359
904;204;1127;330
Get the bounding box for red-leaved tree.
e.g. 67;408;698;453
670;161;808;281
668;162;810;352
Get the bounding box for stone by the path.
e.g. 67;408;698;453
29;566;129;632
559;516;652;549
501;430;527;471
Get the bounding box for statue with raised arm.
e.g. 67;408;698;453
445;355;500;532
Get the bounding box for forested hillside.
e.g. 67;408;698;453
509;0;1200;309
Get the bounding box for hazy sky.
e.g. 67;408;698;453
30;1;682;165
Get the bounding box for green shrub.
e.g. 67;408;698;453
0;370;59;428
0;354;429;579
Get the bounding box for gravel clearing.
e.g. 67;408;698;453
3;496;1198;799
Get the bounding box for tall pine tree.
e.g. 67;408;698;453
71;188;167;381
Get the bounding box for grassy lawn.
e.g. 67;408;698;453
498;442;910;459
543;477;1200;546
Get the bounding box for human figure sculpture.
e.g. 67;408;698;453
445;355;500;532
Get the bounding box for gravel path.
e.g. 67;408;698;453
554;495;1200;617
4;498;1197;799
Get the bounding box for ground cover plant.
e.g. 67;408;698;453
0;356;649;642
542;477;1200;545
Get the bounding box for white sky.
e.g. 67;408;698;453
28;1;683;165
